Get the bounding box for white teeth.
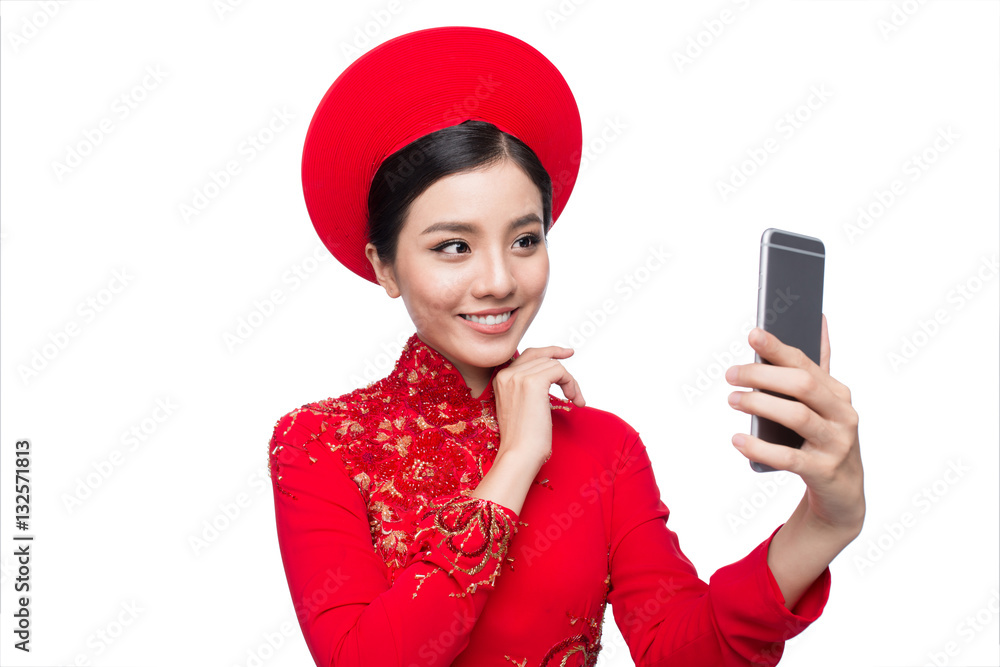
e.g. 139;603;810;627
462;310;512;325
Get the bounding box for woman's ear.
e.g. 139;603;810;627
365;243;400;298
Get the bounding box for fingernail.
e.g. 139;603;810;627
732;434;746;448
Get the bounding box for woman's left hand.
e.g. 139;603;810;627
725;314;865;535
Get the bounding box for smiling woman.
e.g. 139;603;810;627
268;25;856;667
365;123;551;398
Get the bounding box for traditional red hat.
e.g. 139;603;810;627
301;26;583;284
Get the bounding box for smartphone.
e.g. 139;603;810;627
750;229;825;473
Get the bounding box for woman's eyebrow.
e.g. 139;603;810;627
420;213;542;236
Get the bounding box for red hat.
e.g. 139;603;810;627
301;26;583;284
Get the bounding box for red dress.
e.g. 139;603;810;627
267;333;831;666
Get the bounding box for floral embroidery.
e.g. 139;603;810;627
392;429;473;503
268;332;574;594
406;494;519;599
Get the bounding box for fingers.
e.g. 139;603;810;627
529;358;584;407
499;347;585;407
814;315;855;402
725;363;849;422
731;432;805;475
554;365;586;407
727;323;854;417
747;326;812;370
743;326;845;399
515;345;575;361
727;389;836;446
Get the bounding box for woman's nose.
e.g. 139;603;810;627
471;248;516;298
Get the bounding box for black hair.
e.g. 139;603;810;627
366;119;552;267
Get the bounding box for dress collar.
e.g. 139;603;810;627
385;332;519;421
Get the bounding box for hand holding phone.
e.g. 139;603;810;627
750;229;825;472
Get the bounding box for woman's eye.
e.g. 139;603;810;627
434;241;469;254
433;233;540;255
516;233;541;249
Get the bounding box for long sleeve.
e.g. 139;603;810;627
268;407;519;667
607;429;831;667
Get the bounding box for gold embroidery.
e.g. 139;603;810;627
407;495;519;599
535;572;612;666
268;332;569;594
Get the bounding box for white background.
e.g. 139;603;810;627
1;1;997;666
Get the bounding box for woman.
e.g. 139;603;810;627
268;26;865;666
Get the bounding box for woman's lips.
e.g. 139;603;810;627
458;307;518;333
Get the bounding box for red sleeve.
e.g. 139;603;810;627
607;429;831;667
268;408;519;667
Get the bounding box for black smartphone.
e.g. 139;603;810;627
750;228;825;473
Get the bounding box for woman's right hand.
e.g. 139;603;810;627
491;346;585;468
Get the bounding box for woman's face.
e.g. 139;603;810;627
365;158;549;398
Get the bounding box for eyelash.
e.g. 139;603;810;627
433;233;541;255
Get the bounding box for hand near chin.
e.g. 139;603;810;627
492;346;585;467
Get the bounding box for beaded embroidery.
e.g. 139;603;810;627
407;495;518;598
501;551;612;666
269;332;575;598
532;572;612;666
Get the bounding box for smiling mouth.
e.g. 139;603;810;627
460;309;516;325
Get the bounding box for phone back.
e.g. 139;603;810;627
751;228;825;472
